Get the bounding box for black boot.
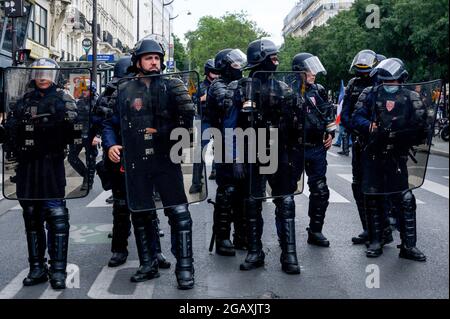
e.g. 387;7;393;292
276;197;300;275
109;202;130;267
365;196;383;258
189;163;204;194
307;178;330;247
231;187;248;250
213;187;236;256
152;214;171;269
398;192;426;262
46;207;70;290
351;183;369;245
130;214;160;283
172;206;194;290
240;199;265;271
108;252;128;268
22;206;48;286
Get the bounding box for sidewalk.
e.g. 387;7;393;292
431;138;449;158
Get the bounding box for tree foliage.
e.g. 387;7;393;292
279;0;449;91
172;34;188;71
185;12;268;72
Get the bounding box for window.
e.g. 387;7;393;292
28;4;47;46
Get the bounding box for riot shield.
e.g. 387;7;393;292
2;67;93;200
117;71;207;212
362;80;442;195
247;71;305;200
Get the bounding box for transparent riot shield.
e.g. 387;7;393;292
2;67;93;200
362;80;442;195
247;71;305;200
117;71;207;212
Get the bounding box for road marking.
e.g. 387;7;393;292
421;179;449;199
87;190;113;208
327;151;339;158
302;187;350;203
336;174;426;204
443;176;449;179
87;261;155;299
0;269;30;299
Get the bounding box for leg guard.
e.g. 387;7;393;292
240;198;265;271
22;205;48;286
130;213;159;282
231;190;248;251
365;196;383;258
45;207;70;289
398;191;426;262
169;205;194;290
307;178;330;247
213;186;235;256
351;182;369;245
189;163;204;194
151;213;171;269
111;200;131;254
274;196;300;275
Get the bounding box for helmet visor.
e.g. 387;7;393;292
370;59;402;78
350;51;377;71
226;49;247;70
30;67;58;83
303;56;327;75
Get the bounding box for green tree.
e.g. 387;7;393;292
279;0;449;91
172;34;188;71
185;12;268;72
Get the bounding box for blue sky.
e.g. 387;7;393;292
172;0;298;46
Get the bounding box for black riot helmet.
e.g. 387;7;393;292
292;53;327;75
130;38;166;74
245;39;279;70
350;50;378;74
114;55;132;79
376;54;387;64
214;48;247;81
204;59;217;75
370;58;409;82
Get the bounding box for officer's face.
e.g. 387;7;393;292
306;72;316;85
207;72;219;81
35;79;52;90
138;54;161;73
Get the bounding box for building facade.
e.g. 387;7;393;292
283;0;355;38
137;0;174;59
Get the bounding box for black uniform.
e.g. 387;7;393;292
2;85;78;289
103;75;196;288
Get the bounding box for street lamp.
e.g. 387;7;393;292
162;0;175;41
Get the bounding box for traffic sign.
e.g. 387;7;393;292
82;38;92;54
4;0;25;17
167;60;176;70
87;54;115;62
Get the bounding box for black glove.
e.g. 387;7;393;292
233;163;246;180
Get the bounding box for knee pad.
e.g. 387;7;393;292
170;205;192;232
402;191;416;212
275;196;295;219
245;198;262;218
309;178;330;202
22;205;43;231
46;207;70;234
113;202;130;218
216;185;235;208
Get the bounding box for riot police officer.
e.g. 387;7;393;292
189;59;219;194
103;39;196;289
352;58;428;261
207;48;249;256
97;55;171;270
340;50;380;245
234;39;302;274
68;79;99;191
292;53;336;247
1;58;79;289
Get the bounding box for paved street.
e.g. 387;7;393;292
0;145;448;299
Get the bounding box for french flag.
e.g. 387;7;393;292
335;80;345;125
